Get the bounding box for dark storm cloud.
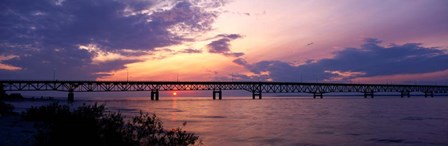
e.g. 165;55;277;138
0;0;223;79
207;34;244;57
235;38;448;82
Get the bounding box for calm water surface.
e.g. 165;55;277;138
10;97;448;146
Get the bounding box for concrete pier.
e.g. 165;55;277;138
424;91;434;98
364;91;374;98
151;90;159;100
68;89;74;102
213;90;222;100
401;91;411;98
313;92;323;99
252;90;262;99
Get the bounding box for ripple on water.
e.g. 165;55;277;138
368;138;405;143
154;107;184;112
401;116;447;121
191;115;226;119
401;116;425;121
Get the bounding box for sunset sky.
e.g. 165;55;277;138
1;0;448;84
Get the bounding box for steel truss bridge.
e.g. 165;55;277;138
1;80;447;101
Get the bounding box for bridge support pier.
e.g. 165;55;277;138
313;92;323;99
213;90;222;100
424;91;434;98
252;91;262;99
401;91;411;98
364;91;374;98
151;90;159;100
68;89;74;102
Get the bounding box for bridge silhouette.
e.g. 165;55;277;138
1;80;447;101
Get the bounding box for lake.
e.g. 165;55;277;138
9;96;448;146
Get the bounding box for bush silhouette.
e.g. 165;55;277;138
0;100;14;116
23;103;200;146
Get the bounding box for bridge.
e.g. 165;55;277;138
1;80;447;101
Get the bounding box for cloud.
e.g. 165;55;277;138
234;38;448;82
0;63;21;71
150;1;219;37
214;73;271;81
0;0;226;79
222;10;266;16
232;58;248;66
315;38;448;76
179;48;202;54
0;55;21;71
207;34;244;57
0;0;222;51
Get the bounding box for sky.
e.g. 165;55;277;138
1;0;448;84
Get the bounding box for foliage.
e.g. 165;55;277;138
23;103;200;146
0;100;15;116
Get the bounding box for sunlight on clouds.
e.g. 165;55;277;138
78;44;141;64
324;70;366;81
0;55;18;61
99;53;242;81
86;31;246;81
0;55;22;71
3;0;447;83
214;0;448;64
0;63;22;71
212;0;343;63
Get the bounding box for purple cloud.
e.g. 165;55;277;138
233;58;248;66
234;38;448;83
179;48;202;54
0;0;225;79
207;34;244;57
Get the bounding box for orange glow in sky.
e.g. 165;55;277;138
95;0;447;83
2;0;447;84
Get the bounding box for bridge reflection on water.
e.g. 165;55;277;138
1;80;447;101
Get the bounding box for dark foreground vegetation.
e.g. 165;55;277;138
20;103;200;146
0;100;15;116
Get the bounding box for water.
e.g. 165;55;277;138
9;96;448;146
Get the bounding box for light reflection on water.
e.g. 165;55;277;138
9;97;448;146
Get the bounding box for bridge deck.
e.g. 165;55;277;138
1;80;447;101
